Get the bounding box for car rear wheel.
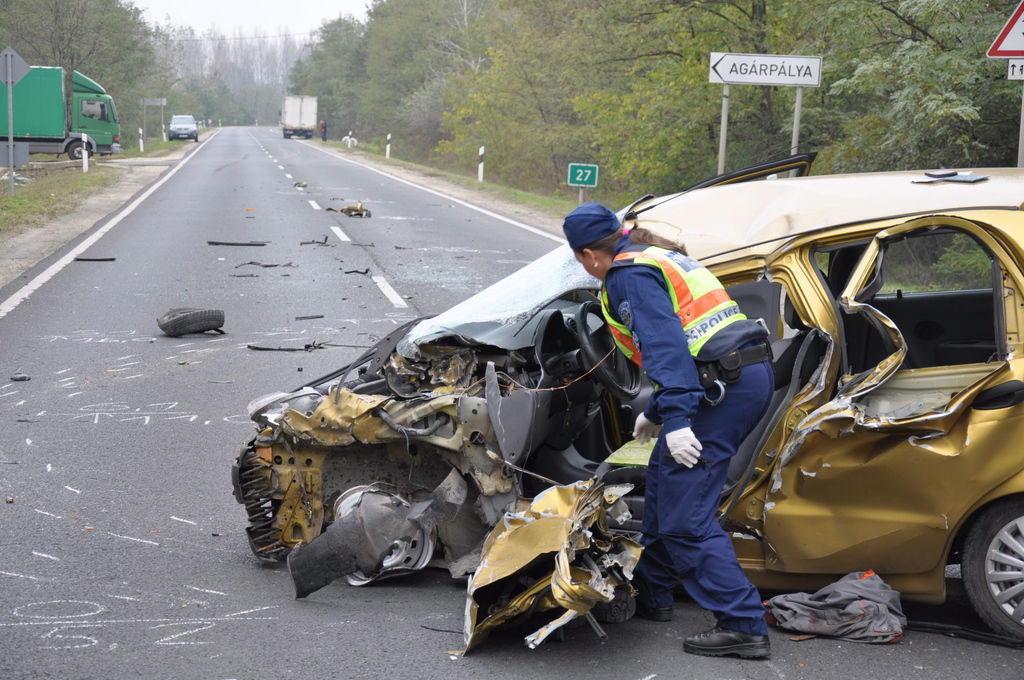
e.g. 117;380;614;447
962;497;1024;641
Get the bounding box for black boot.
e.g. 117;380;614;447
634;600;674;622
683;627;771;658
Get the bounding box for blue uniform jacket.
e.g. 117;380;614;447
603;237;703;433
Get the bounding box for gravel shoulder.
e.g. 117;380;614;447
0;132;566;291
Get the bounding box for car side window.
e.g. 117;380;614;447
877;232;992;294
868;228;998;369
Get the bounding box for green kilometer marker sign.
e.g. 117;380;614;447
568;163;599;188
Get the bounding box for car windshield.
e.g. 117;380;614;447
171;116;194;125
399;244;599;355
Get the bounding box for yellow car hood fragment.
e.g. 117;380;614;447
459;479;641;653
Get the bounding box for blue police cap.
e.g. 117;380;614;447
562;203;621;249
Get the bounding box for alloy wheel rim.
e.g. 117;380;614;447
984;516;1024;626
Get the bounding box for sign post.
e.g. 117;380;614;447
2;47;31;196
708;52;822;174
567;162;599;203
987;1;1024;167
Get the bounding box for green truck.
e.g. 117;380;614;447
0;66;121;159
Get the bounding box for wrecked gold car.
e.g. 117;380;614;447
232;156;1024;643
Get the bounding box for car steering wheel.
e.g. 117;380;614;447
575;300;642;401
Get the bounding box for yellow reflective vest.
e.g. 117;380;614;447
600;246;746;367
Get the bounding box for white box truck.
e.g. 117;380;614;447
281;95;318;139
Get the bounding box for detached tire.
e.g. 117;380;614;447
158;308;225;337
962;497;1024;642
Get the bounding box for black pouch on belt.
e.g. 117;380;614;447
696;341;770;403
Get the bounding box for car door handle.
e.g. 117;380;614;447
973;380;1024;410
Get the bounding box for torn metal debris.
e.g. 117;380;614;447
327;201;371;217
461;479;640;653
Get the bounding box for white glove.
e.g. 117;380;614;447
666;427;702;468
632;413;662;444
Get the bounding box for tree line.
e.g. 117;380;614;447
0;0;309;147
293;0;1021;204
1;0;1020;206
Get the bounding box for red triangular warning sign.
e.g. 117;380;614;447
990;0;1024;57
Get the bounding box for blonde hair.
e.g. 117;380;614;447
629;227;688;255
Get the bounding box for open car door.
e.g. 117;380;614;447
757;215;1024;581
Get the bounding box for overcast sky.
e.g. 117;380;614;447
131;0;370;38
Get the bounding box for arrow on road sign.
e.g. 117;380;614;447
989;0;1024;58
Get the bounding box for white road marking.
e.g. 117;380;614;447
171;516;197;525
285;173;293;179
34;510;61;518
32;552;60;561
278;165;284;170
372;276;409;308
0;570;41;581
223;606;277;617
330;226;351;243
308;200;321;210
65;486;80;494
190;587;227;596
0;135;211;320
107;532;159;546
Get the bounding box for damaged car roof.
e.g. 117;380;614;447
627;168;1024;264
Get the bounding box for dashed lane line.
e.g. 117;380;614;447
372;276;409;308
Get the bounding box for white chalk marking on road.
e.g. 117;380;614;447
372;276;409;308
308;199;321;210
190;587;227;596
107;594;140;601
67;392;83;397
171;516;197;525
34;509;61;518
278;165;284;170
0;570;41;581
46;464;51;472
32;551;60;561
15;400;24;406
0;133;212;320
65;486;80;494
55;368;72;375
224;606;277;617
285;173;293;179
107;532;159;546
25;438;31;445
330;226;351;243
121;374;144;380
307;143;564;243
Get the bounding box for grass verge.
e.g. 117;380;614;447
0;164;121;239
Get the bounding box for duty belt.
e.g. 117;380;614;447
696;341;771;406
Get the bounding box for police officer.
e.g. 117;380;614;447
563;203;774;659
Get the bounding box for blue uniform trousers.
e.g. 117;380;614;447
632;359;773;636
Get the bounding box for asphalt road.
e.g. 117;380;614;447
0;128;1020;679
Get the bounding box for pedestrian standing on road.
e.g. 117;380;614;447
320;120;327;142
562;203;775;659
